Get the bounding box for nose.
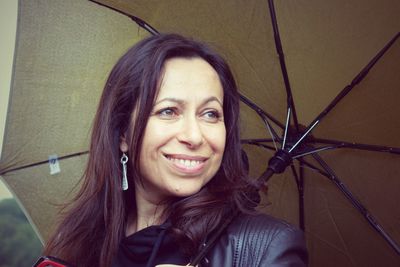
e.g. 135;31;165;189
176;115;204;148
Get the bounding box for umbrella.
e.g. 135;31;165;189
1;0;400;266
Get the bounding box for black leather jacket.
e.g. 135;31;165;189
203;213;308;266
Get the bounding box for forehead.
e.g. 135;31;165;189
156;57;224;102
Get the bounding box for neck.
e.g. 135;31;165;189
126;186;168;236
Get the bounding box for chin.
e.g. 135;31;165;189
169;185;204;198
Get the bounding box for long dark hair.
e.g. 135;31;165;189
44;34;253;267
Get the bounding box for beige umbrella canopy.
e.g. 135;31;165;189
1;0;400;266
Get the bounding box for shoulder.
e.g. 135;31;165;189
228;212;300;237
206;213;308;266
223;213;308;266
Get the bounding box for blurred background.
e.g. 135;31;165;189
1;1;43;266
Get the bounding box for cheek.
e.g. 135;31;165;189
138;123;167;173
217;136;226;155
141;120;175;151
216;126;227;150
207;126;227;155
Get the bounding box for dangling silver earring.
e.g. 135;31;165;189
121;153;128;191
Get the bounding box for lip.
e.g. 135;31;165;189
163;153;209;175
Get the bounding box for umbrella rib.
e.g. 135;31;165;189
88;0;159;35
289;32;400;152
305;231;358;263
0;151;89;176
292;142;400;160
241;140;277;152
312;31;400;123
289;120;319;153
239;93;285;129
260;114;280;150
239;94;282;148
292;146;337;159
282;107;291;149
298;161;305;231
313;138;400;154
297;158;330;178
320;191;359;267
267;0;300;132
312;154;400;256
289;164;305;230
241;138;277;143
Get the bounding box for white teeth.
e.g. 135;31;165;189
167;156;202;168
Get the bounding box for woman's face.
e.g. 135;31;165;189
137;57;226;203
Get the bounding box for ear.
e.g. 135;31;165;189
120;135;129;153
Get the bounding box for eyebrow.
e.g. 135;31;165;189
154;96;223;107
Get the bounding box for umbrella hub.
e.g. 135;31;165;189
268;149;292;174
267;125;316;174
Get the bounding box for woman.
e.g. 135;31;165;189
42;34;307;267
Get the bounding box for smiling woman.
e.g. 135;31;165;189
132;58;226;203
39;34;307;267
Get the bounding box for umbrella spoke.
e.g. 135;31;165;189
267;0;300;133
241;138;277;143
312;154;400;256
313;32;400;123
282;107;291;150
288;120;319;153
313;138;400;154
292;140;400;159
298;162;305;231
239;93;284;129
289;164;305;230
89;0;159;35
292;145;338;159
241;140;277;152
297;158;330;178
291;32;400;152
260;113;280;150
0;151;88;176
239;94;282;150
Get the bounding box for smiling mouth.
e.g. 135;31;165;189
164;154;208;169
